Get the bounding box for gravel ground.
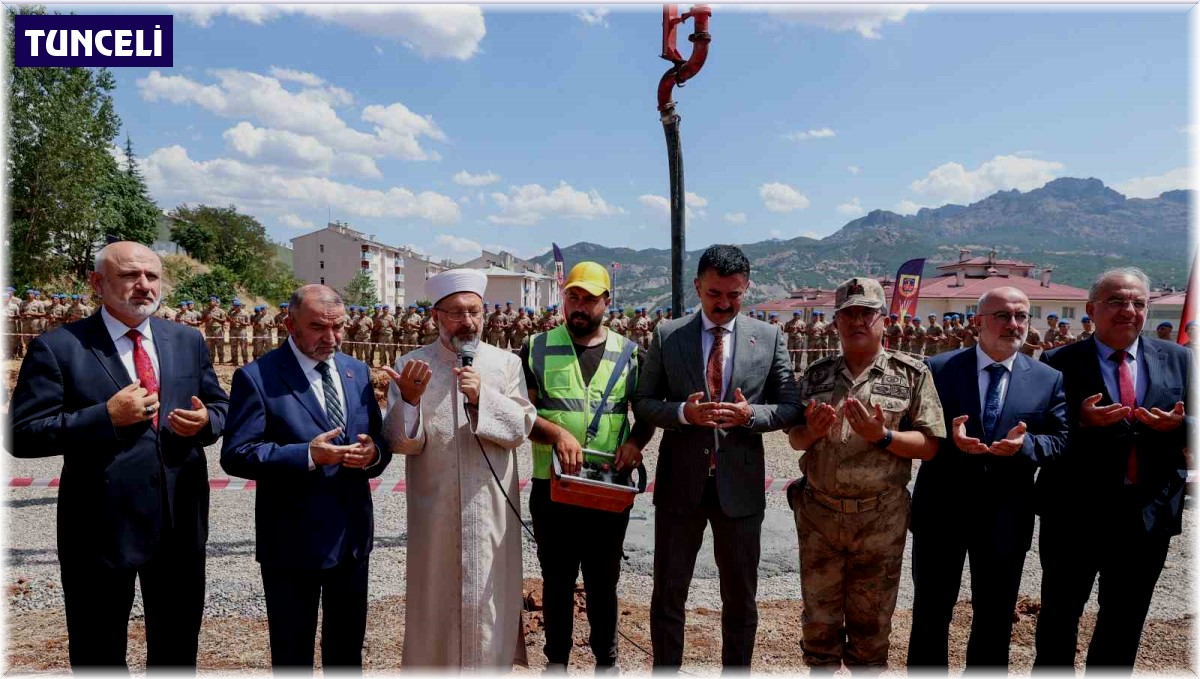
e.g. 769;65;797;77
3;427;1193;628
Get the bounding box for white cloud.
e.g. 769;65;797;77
137;69;443;162
784;127;836;141
764;4;927;39
768;229;783;239
489;182;624;225
436;234;483;254
638;191;707;219
222;122;381;178
453;170;501;187
847;165;860;175
173;4;487;60
280;214;315;230
723;212;747;224
268;66;324;88
759;182;810;213
142;145;461;224
894;200;929;215
1182;125;1195;136
373;45;384;56
1114;167;1191;199
800;230;821;240
836;197;865;216
577;8;610;27
909;154;1065;205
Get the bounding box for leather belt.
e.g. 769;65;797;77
804;484;902;514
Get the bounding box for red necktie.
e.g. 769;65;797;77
1111;349;1137;483
706;327;725;470
127;329;159;428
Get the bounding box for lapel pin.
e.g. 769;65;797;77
749;337;757;346
345;370;354;379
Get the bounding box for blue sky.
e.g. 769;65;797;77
76;3;1191;263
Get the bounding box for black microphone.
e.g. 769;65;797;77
451;337;479;408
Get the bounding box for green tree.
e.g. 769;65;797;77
168;204;273;275
100;136;159;245
342;270;380;307
167;264;239;308
7;5;156;283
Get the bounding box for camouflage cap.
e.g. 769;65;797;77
834;277;885;312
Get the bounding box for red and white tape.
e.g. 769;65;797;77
5;477;811;493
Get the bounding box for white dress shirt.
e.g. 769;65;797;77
677;312;737;424
101;306;159;384
288;337;348;470
975;345;1018;414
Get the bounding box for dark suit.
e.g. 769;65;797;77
9;313;229;669
908;347;1068;669
221;345;390;670
1034;336;1192;671
633;312;801;667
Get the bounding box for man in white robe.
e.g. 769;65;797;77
382;269;537;670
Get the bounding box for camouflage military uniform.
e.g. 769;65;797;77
923;321;943;357
503;305;519;348
824;321;839;359
793;350;946;671
228;305;252;366
509;311;533;350
884;321;902;353
399;310;421;355
1078;328;1093;342
960;321;978;349
376;311;396;367
784;315;807;373
252;309;274;360
353;313;373;362
631;313;651;351
202;304;228;364
909;320;926;357
940;321;962;353
808;318;826;362
419;315;439;345
1020;326;1042;358
1042;324;1059;350
4;295;22;358
154;304;174;323
67;300;87;324
49;298;70;330
21;295;47;341
273;309;290;347
1055;326;1076;346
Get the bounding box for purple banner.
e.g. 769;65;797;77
14;14;172;67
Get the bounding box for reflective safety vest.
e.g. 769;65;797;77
528;325;638;479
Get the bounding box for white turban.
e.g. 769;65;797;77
425;268;487;306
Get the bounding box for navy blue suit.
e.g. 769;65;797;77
908;347;1068;669
221;344;389;669
9;313;229;668
1034;336;1192;672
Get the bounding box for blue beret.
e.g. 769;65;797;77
383;304;390;309
4;287;13;292
374;304;381;309
232;299;242;305
889;313;898;319
1047;312;1058;318
1059;319;1070;325
507;300;513;304
210;296;219;301
495;303;502;308
966;312;975;318
408;304;416;309
1081;315;1090;322
794;311;801;316
280;302;289;308
1158;321;1173;329
418;306;426;312
71;294;80;299
769;312;778;317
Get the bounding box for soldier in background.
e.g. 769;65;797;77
550;304;565;329
4;287;22;358
399;305;421;356
924;313;944;357
610;308;627;337
885;313;902;352
153;299;174;323
808;310;827;362
628;307;649;350
823;312;839;358
179;300;201;333
1056;319;1077;346
503;300;518;349
201;296;228;364
785;310;806;373
418;307;438;345
251;304;273;361
47;294;69;330
79;294;95;317
66;294;86;324
484;303;506;347
228;299;252;366
1077;315;1094;341
788;277;944;674
602;308;617;330
1041;313;1060;350
649;308;664;336
376;304;396;367
960;312;979;349
900;315;915;355
509;307;534;350
271;303;289;347
1155;321;1174;342
353;306;374;362
21;290;47;343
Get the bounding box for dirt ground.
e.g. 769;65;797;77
5;577;1193;674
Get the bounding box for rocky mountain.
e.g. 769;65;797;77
531;178;1191;310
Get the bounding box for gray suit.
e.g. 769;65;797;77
634;311;801;667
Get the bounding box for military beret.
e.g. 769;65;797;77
769;312;778;317
280;302;289;308
1059;319;1070;326
409;304;416;309
374;304;382;309
210;295;219;301
417;306;426;312
794;311;802;316
1158;321;1173;329
1081;315;1090;322
232;299;242;305
383;304;390;309
1047;312;1059;319
4;287;13;292
506;300;513;304
495;303;502;308
889;313;898;319
966;312;976;318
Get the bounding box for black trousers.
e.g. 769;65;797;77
650;477;764;669
1033;509;1171;674
60;531;206;670
260;554;370;673
907;526;1027;670
529;478;631;667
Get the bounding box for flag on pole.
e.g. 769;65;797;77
888;258;926;321
1178;249;1197;345
552;243;565;291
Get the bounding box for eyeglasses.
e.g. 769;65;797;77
1095;298;1148;311
983;311;1030;324
837;308;880;324
435;307;484;322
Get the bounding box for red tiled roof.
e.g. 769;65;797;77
913;274;1088;300
935;257;1033;270
1151;292;1187;305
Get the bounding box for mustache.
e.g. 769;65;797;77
713;306;734;315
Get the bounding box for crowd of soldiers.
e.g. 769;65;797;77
771;308;1119;375
477;301;693;353
4;288;97;359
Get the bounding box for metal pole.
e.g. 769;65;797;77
662;107;686;317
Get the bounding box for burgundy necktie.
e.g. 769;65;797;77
127;329;159;428
1110;349;1137;483
706;327;725;470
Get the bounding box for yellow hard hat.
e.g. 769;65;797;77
563;261;611;296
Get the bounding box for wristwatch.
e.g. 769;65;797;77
877;428;893;448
